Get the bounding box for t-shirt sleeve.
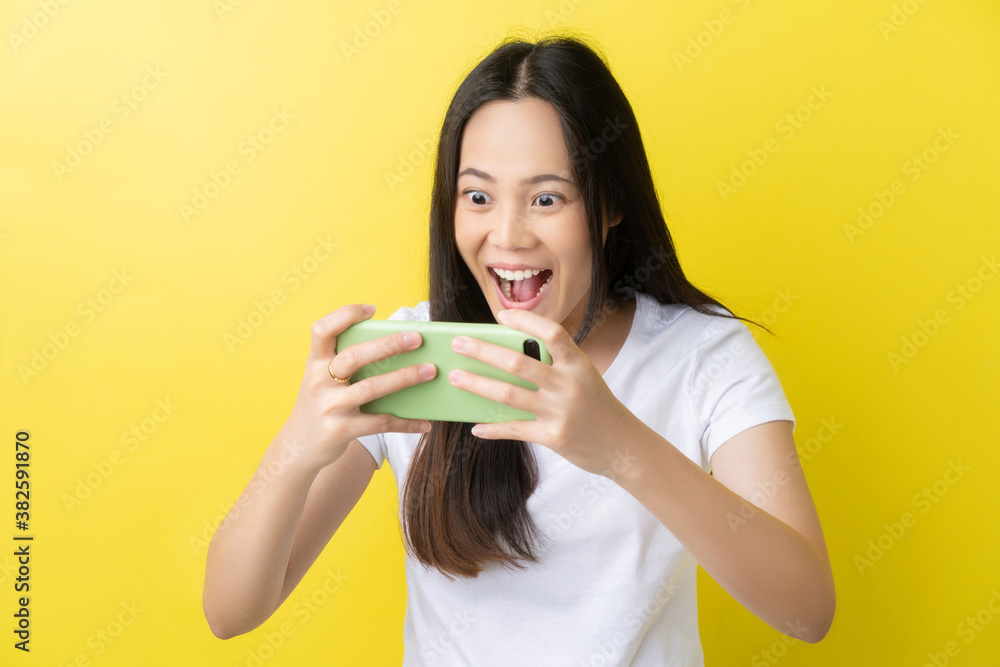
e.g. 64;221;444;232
685;313;796;471
355;433;387;471
354;301;430;471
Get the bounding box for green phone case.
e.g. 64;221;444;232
335;319;552;423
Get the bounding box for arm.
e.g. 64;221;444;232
443;308;833;636
202;436;376;639
202;303;436;638
614;419;835;642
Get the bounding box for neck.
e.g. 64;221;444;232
577;292;636;356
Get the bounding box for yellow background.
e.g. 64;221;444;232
2;0;998;664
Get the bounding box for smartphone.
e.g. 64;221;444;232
335;319;552;423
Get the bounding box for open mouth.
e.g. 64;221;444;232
489;267;553;309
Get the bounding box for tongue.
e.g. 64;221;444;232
511;270;549;302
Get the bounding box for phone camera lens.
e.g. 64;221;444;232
523;339;540;360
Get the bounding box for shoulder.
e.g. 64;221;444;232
634;292;749;360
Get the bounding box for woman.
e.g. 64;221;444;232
203;34;835;665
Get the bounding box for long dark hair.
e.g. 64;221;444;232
401;33;770;579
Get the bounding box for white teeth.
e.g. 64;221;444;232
492;267;542;281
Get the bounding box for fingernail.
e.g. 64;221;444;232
361;304;375;314
449;369;464;383
419;422;431;432
451;336;466;352
419;364;435;379
403;332;419;346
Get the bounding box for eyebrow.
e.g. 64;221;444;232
457;167;574;187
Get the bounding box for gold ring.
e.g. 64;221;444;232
328;360;351;384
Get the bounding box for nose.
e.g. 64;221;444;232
490;206;534;250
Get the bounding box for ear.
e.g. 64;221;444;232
601;207;623;247
602;207;624;238
603;200;624;229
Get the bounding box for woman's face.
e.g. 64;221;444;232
454;97;614;337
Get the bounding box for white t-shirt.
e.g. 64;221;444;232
357;289;795;666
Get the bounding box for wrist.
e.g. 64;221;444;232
267;429;332;480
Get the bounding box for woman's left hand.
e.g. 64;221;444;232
448;307;638;478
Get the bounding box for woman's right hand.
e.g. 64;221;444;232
278;303;436;472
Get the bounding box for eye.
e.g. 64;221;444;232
534;193;563;207
462;190;492;206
